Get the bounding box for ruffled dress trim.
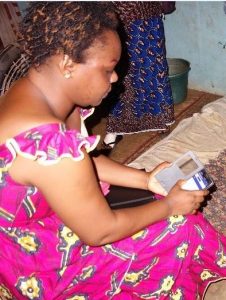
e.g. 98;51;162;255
80;107;95;121
5;123;100;166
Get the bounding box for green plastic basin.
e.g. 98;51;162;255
167;58;191;104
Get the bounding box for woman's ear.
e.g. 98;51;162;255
59;55;75;79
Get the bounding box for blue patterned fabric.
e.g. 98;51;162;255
106;16;174;134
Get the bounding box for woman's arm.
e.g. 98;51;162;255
93;154;169;195
93;154;149;189
10;151;208;246
65;108;168;195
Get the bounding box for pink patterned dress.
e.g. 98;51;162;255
0;110;226;299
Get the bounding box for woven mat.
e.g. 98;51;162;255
204;150;226;234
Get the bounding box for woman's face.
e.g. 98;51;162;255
69;30;121;107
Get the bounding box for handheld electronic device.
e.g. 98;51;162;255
155;151;214;192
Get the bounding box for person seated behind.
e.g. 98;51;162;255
0;2;225;299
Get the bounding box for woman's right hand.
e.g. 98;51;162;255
164;180;209;216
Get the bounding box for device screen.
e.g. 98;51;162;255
176;156;199;176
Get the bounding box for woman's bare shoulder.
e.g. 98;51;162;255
0;106;61;145
0;80;62;143
0;113;61;142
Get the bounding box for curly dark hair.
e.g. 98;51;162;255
19;1;118;67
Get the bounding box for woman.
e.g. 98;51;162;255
0;2;225;299
104;1;174;148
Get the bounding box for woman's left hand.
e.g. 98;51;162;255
147;162;171;196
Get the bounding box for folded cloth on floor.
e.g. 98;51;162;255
129;97;226;170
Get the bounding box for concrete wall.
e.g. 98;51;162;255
17;2;28;16
164;1;226;95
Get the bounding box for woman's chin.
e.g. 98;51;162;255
95;98;104;106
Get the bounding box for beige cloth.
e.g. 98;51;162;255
129;97;226;170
